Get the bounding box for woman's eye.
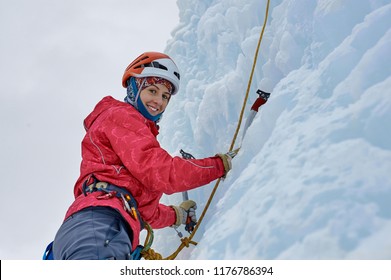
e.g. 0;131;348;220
163;94;171;102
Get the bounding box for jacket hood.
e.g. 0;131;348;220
83;96;159;136
83;96;123;131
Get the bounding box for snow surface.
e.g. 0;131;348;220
149;0;391;259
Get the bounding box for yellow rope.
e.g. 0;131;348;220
229;0;270;151
143;0;271;260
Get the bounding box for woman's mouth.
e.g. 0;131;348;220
147;104;159;114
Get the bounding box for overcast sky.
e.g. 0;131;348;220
0;0;179;259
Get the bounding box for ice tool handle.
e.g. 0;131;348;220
179;149;197;234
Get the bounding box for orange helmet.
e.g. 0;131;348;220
122;52;180;95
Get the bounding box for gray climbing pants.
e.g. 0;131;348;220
53;206;134;260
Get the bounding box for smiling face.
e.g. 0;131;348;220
139;83;171;116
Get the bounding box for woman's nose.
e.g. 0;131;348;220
151;93;163;106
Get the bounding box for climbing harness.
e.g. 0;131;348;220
82;177;144;229
140;0;272;260
42;176;154;260
82;177;155;258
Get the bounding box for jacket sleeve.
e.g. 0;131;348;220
144;203;177;229
103;109;225;195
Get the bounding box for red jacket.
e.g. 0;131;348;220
65;96;225;250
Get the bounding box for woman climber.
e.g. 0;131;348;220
51;52;235;260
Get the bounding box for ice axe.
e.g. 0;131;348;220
228;89;270;159
241;89;271;141
181;189;197;233
178;149;197;234
221;89;270;162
